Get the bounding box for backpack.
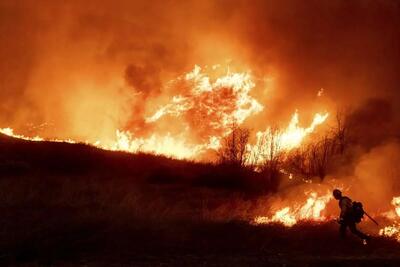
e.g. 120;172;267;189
352;201;365;223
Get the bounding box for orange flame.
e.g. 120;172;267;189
146;65;263;133
107;130;206;159
0;65;329;162
254;191;332;227
0;127;76;143
379;196;400;241
247;111;329;165
392;196;400;217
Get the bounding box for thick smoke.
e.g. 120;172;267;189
0;0;399;145
349;98;398;149
352;141;400;211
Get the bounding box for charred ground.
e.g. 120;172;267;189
0;133;400;266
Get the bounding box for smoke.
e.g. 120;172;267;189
238;0;400;120
0;0;399;146
348;98;398;149
349;141;400;212
251;140;400;228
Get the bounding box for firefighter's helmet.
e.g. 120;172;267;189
333;189;342;199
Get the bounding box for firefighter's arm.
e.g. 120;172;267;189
339;200;348;220
339;209;346;221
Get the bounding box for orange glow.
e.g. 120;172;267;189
146;65;263;132
107;130;205;159
380;196;400;242
392;196;400;217
1;1;399;249
254;191;332;227
0;110;328;162
0;127;76;143
279;112;329;151
247;111;329;165
0;65;329;162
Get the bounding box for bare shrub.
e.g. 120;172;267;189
248;127;285;191
217;124;250;167
331;108;353;155
285;147;311;180
286;135;336;181
309;136;335;180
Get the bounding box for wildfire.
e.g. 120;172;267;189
280;111;329;151
0;128;44;141
247;111;329;165
379;196;400;242
380;225;400;242
1;111;328;162
146;65;263;135
392;196;400;217
0;65;329;161
0;127;76;143
107;130;206;159
254;191;332;227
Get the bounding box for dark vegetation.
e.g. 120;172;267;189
217;109;381;183
0;133;273;194
1;123;400;266
216;124;332;190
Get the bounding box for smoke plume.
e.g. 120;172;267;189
0;0;399;147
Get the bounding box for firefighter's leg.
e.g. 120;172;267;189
348;222;369;240
339;222;347;238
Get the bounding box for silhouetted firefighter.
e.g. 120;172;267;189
333;189;371;244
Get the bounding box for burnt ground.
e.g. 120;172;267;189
1;214;400;267
1;133;400;266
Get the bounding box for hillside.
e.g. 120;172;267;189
1;134;400;266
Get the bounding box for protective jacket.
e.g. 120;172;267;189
339;196;353;220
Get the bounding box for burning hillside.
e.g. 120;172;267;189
0;64;329;161
1;0;400;265
3;121;400;245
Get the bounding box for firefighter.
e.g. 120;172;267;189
333;189;370;243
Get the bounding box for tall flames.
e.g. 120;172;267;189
0;65;328;161
146;65;263;129
3;64;400;245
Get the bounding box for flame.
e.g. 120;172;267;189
379;196;400;241
247;111;329;165
380;225;400;242
280;111;329;151
253;194;400;241
317;88;324;97
0;127;208;160
0;127;75;143
106;130;206;159
254;191;332;227
1;110;328;162
146;65;263;135
392;196;400;217
0;65;329;162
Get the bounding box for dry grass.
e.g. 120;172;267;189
1;133;400;266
